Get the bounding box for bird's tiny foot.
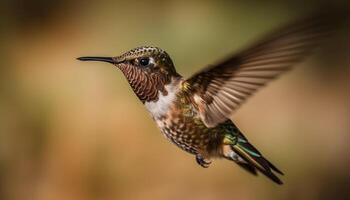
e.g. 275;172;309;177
195;154;211;168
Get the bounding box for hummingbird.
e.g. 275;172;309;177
77;14;338;184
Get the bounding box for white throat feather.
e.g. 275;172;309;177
144;79;180;119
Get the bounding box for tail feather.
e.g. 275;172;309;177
231;141;283;185
265;159;284;175
236;162;258;176
237;140;284;175
222;122;283;184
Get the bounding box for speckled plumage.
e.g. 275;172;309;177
78;13;339;185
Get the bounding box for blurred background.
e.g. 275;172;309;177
1;0;350;199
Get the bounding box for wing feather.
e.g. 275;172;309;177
184;12;339;127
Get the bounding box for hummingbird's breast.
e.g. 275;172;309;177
144;78;223;156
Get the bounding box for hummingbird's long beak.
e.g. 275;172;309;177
77;56;116;64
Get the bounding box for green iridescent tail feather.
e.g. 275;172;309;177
231;137;284;185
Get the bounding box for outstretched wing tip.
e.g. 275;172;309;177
185;11;341;126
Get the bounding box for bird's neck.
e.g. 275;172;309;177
144;77;182;120
119;64;182;104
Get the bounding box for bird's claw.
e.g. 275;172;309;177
196;155;211;168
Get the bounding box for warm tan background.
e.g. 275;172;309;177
1;0;350;200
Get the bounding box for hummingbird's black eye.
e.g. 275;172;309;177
139;57;150;66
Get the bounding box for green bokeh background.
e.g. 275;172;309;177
1;0;350;199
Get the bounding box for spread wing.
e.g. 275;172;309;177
184;13;336;127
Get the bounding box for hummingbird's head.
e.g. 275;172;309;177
78;46;181;103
